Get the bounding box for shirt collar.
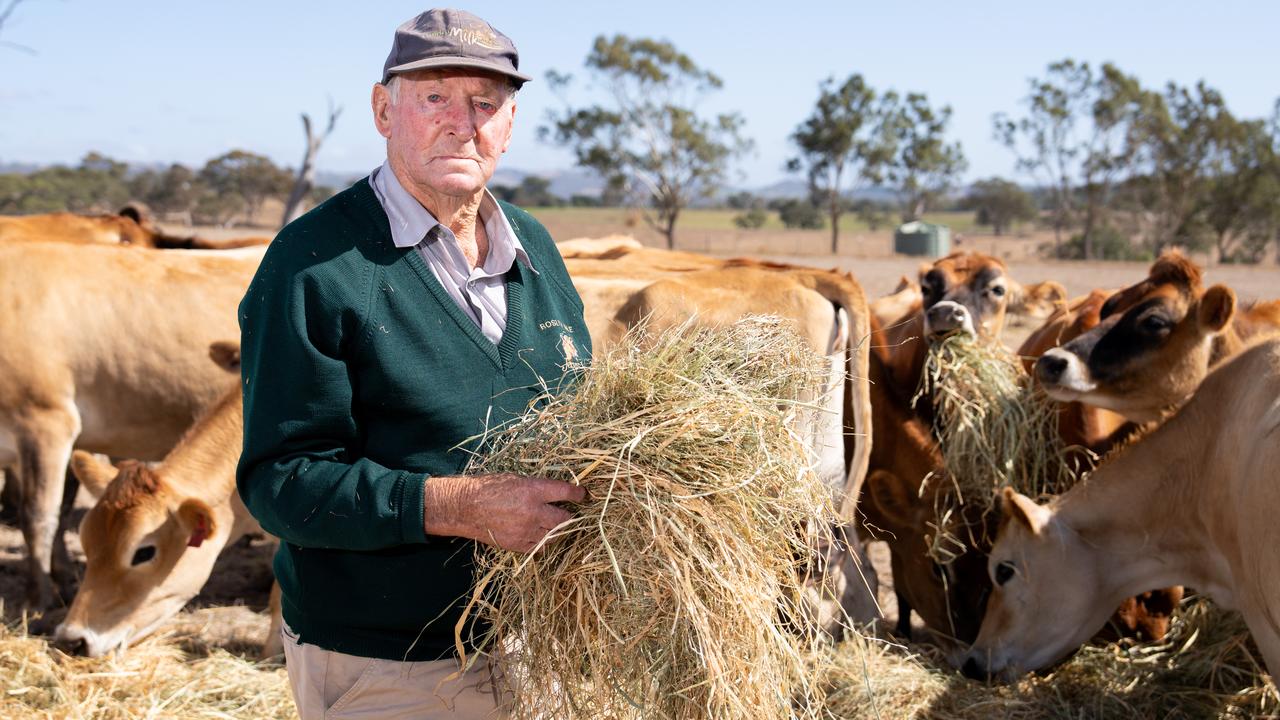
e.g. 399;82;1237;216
370;161;536;274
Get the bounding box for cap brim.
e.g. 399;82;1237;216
383;56;532;86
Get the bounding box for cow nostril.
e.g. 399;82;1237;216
961;656;990;681
55;635;88;655
1037;354;1068;382
951;307;967;322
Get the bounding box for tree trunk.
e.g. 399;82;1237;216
664;209;678;249
282;105;341;228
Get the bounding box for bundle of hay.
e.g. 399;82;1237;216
816;598;1278;719
0;611;295;720
466;316;838;720
914;334;1090;560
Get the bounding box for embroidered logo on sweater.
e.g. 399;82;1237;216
559;333;579;362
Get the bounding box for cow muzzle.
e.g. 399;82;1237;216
924;301;975;337
1035;348;1096;397
54;622;123;658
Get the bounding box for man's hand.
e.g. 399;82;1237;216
422;473;586;553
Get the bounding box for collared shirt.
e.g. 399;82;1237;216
370;161;537;344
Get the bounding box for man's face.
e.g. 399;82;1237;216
372;69;515;200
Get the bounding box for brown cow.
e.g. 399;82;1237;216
0;242;262;608
963;339;1280;679
1035;252;1280;423
875;252;1014;406
55;343;282;658
0;204;269;249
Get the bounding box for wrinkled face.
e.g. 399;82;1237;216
962;508;1101;681
919;253;1010;338
1034;267;1234;423
372;69;515;200
55;464;222;658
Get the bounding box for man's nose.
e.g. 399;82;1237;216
442;104;478;139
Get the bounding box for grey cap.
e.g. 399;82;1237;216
381;9;531;87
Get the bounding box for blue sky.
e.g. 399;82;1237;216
1;0;1277;187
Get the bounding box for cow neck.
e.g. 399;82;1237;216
1053;394;1220;605
159;386;244;500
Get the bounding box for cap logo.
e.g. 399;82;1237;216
430;24;504;51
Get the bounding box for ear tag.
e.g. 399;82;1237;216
188;516;208;548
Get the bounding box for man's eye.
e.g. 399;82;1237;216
426;94;443;103
476;101;496;112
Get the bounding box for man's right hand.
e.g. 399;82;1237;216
422;473;586;553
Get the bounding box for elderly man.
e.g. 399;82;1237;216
237;9;591;718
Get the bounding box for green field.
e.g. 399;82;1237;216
526;207;980;235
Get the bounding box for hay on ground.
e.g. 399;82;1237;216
467;316;839;720
817;598;1277;719
0;609;295;720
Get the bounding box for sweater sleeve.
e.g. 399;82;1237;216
236;234;428;551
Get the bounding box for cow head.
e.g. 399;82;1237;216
1034;253;1235;423
919;252;1011;339
961;489;1106;681
863;469;993;644
54;453;228;657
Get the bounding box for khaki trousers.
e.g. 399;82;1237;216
281;624;509;719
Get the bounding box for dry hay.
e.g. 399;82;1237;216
817;598;1278;719
914;334;1092;562
465;316;838;720
0;609;295;720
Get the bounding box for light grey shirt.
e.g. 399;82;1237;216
370;161;537;344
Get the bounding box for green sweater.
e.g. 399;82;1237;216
236;178;591;661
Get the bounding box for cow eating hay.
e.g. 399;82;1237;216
463;316;837;720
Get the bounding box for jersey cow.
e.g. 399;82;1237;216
0;205;269;249
1036;252;1280;423
0;242;263;608
964;338;1280;679
56;343;282;658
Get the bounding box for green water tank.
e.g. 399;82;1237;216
894;221;952;257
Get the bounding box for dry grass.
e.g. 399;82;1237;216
0;609;295;720
914;333;1092;562
818;598;1278;719
466;316;838;720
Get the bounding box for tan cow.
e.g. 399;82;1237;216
0;241;262;608
963;338;1280;679
0;204;269;249
56;343;282;658
1035;252;1280;423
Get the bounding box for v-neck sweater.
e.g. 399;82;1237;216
236;178;591;661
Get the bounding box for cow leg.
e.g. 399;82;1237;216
51;467;81;597
894;590;914;639
0;467;19;523
14;406;80;611
261;581;284;659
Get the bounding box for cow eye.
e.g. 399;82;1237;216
994;561;1016;586
131;545;157;566
989;284;1006;298
1140;315;1172;334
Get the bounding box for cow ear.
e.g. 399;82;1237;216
208;341;241;373
864;469;918;531
70;450;118;500
177;499;216;548
1197;285;1235;333
1000;488;1050;535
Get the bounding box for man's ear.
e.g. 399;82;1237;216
177;499;216;548
1197;285;1235;333
371;83;393;139
70;450;118;500
1000;487;1050;535
864;469;917;532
